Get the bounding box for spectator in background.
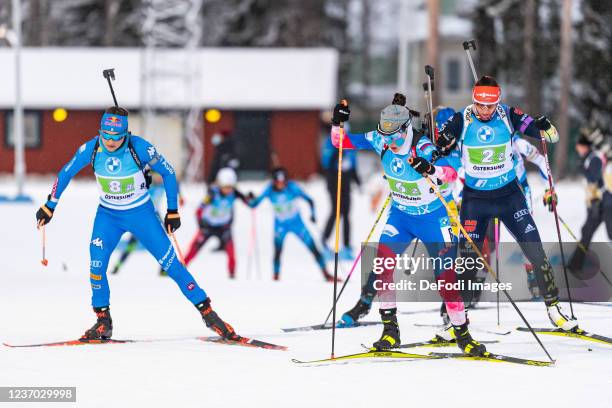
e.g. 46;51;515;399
568;129;612;275
320;121;360;261
208;129;240;185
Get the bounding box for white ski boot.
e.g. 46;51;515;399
547;301;579;331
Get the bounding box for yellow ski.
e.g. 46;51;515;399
292;350;442;364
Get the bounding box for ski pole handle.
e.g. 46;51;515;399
102;68;119;107
462;39;479;82
424;66;436;138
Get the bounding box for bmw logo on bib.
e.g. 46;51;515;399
477;126;495;143
390;157;405;176
105;157;122;174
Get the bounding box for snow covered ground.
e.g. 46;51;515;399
1;175;611;408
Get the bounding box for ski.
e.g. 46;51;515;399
399;305;498;316
198;336;287;351
413;323;511;336
398;338;499;349
472;327;512;336
430;352;554;366
360;339;498;352
3;338;138;348
516;327;612;345
398;307;442;315
281;321;380;333
292;350;443;365
579;302;612;308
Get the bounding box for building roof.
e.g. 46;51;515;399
0;47;338;110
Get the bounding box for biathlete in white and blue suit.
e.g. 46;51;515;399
35;106;240;341
249;167;337;282
330;99;487;356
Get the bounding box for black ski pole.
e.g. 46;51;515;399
538;133;576;319
495;218;501;326
103;68;119;107
462;39;478;82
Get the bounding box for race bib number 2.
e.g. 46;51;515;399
468;145;506;165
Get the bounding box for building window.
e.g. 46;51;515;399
5;111;42;148
233;111;271;176
446;59;461;92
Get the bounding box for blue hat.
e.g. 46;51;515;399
435;107;455;131
99;113;128;140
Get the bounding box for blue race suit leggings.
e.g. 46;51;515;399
459;184;559;304
89;201;208;307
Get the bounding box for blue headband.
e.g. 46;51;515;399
99;113;128;140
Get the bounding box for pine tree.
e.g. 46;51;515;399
574;0;612;135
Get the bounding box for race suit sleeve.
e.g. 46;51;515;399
131;136;178;211
288;181;316;215
415;137;457;184
249;184;272;208
514;137;548;181
509;107;541;140
330;125;377;151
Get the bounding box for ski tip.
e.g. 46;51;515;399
198;336;288;351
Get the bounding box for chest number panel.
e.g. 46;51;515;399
389;179;421;197
99;176;136;195
468;145;506;165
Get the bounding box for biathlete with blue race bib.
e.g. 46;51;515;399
35;106;241;341
434;75;580;331
248;167;338;282
330;97;487;356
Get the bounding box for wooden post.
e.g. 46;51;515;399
426;0;440;106
523;0;541;116
555;0;573;179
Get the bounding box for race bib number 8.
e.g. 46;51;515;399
99;176;136;195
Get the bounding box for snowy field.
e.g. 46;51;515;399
1;174;611;408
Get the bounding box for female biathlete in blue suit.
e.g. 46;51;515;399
249;167;337;282
330;100;486;355
35;107;239;341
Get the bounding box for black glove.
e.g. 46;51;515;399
332;101;350;125
535;116;552;131
409;157;436;176
164;209;181;233
36;204;54;227
392;92;406;106
436;127;457;155
246;192;255;201
144;170;153;188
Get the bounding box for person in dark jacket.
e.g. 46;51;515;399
568;130;612;274
320;123;360;261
